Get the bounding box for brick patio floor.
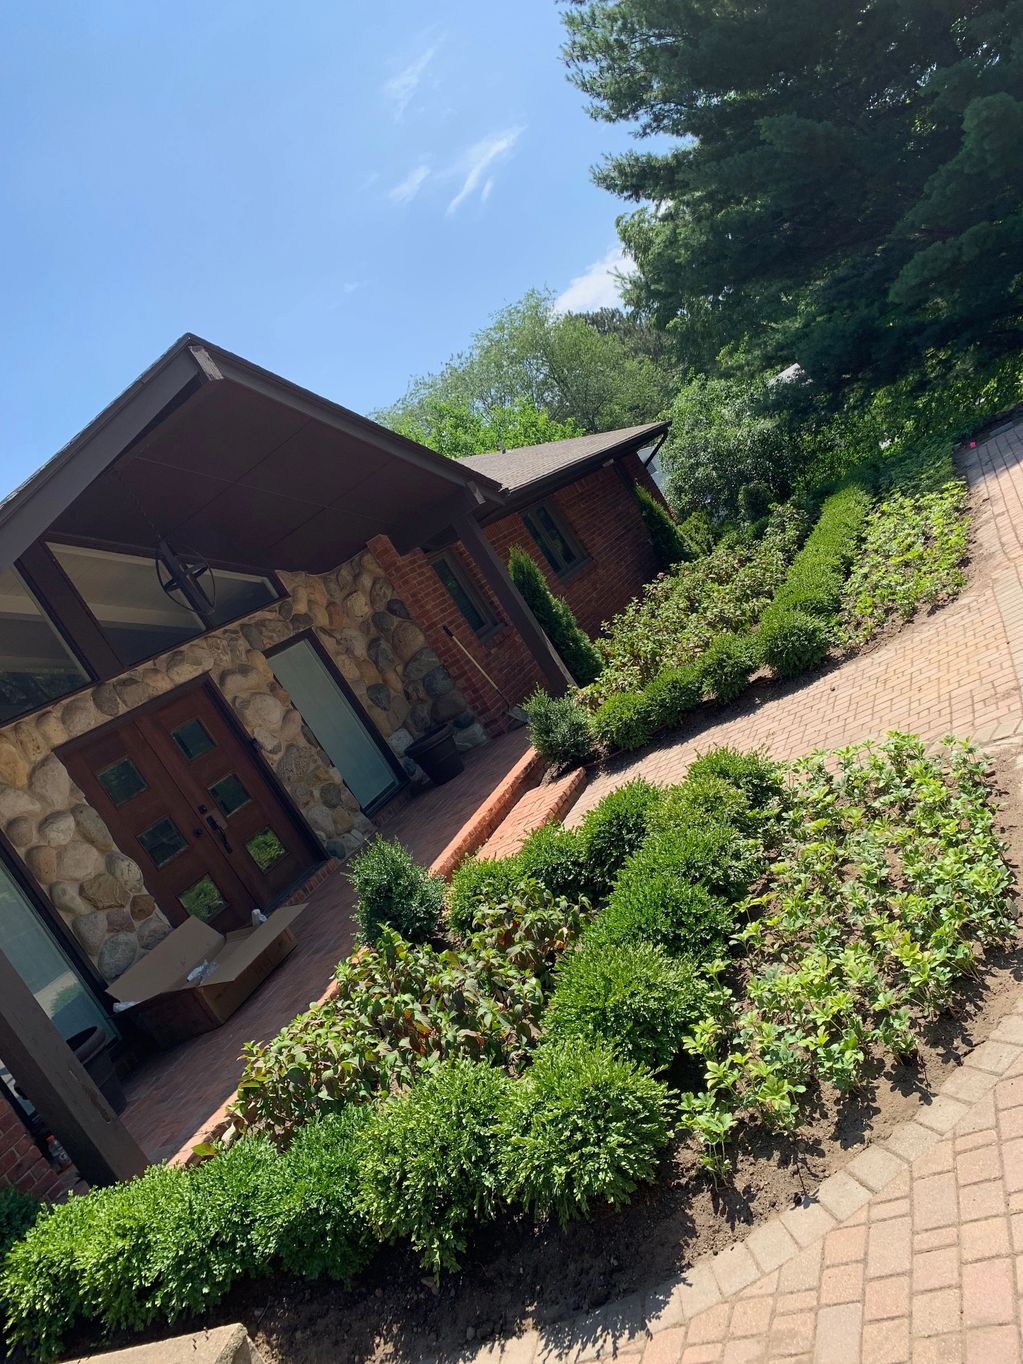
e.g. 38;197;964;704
467;422;1023;1363
121;728;531;1162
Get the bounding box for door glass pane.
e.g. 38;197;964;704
268;640;400;810
179;875;226;922
0;565;89;724
0;857;111;1041
97;757;148;806
137;817;188;868
209;773;251;817
171;718;215;761
246;827;286;872
49;543;204;667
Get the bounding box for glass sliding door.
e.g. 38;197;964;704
0;856;111;1041
269;639;402;811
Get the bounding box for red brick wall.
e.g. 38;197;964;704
369;454;657;731
0;1095;72;1200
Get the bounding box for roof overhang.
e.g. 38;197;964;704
0;337;506;575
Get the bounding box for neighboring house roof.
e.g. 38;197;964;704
459;422;668;498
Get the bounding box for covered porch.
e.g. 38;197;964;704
120;727;536;1163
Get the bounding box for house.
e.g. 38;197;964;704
0;335;668;1191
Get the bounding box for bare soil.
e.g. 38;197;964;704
53;746;1023;1364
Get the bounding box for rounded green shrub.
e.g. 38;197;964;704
685;746;785;810
648;773;754;836
592;691;656;753
699;633;757;703
266;1109;374;1283
355;1058;514;1273
349;837;444;944
0;1184;39;1259
578;778;661;896
517;824;590;901
544;939;706;1070
641;664;704;732
758;609;833;679
594;870;733;961
446;854;525;934
524;688;594;769
499;1042;673;1226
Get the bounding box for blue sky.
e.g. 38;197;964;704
0;3;642;497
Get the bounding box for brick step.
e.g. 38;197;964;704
476;765;588;862
429;744;546;878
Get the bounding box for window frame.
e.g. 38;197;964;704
430;551;503;641
0;561;95;726
521;501;589;579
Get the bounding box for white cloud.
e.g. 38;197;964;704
554;246;633;313
446;127;524;215
382;43;440;122
388;164;431;205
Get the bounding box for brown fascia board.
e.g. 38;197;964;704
476;421;670;522
0;334;507;573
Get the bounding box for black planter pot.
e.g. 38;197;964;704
67;1026;127;1115
406;724;465;786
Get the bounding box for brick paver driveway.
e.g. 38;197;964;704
568;424;1023;825
476;423;1023;1363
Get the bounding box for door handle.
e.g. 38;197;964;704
205;814;233;854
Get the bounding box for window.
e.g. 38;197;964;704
431;554;499;637
48;544;278;668
0;565;89;724
522;503;586;577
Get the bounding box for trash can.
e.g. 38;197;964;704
406;724;465;786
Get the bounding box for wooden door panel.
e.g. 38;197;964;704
59;680;318;930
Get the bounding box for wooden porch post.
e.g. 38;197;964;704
452;509;573;697
0;949;148;1187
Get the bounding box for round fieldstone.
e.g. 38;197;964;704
241;623;269;651
367;683;392;710
387;597;411;619
39;810;76;846
291;612;314;630
92;683;121;717
344;591;371;623
453;710;477;729
252;726;283;757
236;692;284;731
5;815;36;848
403;647;441;682
137;917;172;952
360;550;383;577
339;628;368;660
388;727;414;756
139;669;173;696
326;601;345;629
114;674;154;710
220;665;264;698
330;806;354;836
13;720;48;764
368;638;396;672
303;804;334;838
72;911;110;956
36;711;67;749
408;703;433;735
72;803;114;851
61;696;100;739
97;933;139;982
130;894;157;922
369;577;393;611
107;853;145;893
51;881;89;918
453;721;487;751
0;742;29;789
0;787;41;824
55;840;104;883
105;906;135;935
320;782;346;809
355;570;375;597
280;708;304;742
356;658;382;686
29;755;71;810
24;844;57;884
81;871;130;910
431;692;466;723
389;692;410;725
392;622;428;664
371;611;396;635
423;666;455;698
277;743;323;788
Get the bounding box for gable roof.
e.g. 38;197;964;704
458;422;668;495
0;336;506;575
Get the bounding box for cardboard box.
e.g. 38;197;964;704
106;904;305;1047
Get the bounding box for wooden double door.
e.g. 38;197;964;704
61;681;317;930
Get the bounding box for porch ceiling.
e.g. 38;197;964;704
2;336;506;576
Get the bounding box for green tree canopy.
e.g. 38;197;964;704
562;0;1023;396
389;397;584;459
379;289;678;445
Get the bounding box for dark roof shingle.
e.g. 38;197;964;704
457;422;666;493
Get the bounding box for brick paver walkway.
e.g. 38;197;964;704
469;424;1023;1362
568;427;1023;824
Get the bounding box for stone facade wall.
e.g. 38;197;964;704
0;548;482;983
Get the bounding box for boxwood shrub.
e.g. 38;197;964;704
758;610;833;679
446;854;526;933
578;778;661;896
517;823;590;901
591;690;656;754
699;633;758;703
499;1042;673;1227
543;939;707;1071
685;746;785;810
349;837;445;944
641;664;705;732
355;1058;513;1274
